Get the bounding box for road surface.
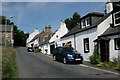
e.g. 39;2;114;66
16;47;119;79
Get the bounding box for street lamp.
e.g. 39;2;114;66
5;16;14;48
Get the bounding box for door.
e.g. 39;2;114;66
50;44;55;54
100;40;109;62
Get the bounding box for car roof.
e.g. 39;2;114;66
56;46;72;48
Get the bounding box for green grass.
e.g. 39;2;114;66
2;46;18;79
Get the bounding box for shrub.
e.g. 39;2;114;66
2;46;18;79
89;53;101;64
34;48;41;53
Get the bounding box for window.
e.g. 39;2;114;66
114;11;120;26
84;38;89;53
81;17;90;28
114;38;120;50
86;17;90;27
81;19;86;28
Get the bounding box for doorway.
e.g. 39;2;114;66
100;40;109;62
50;44;55;54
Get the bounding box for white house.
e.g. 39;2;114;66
61;0;120;61
49;20;69;54
26;28;39;47
61;12;104;61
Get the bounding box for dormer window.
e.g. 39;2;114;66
81;17;90;28
81;19;86;28
113;11;120;26
86;17;90;27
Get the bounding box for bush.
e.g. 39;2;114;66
2;46;18;79
89;53;101;64
34;48;41;53
97;58;120;71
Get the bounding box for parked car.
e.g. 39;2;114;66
53;46;83;64
27;47;34;52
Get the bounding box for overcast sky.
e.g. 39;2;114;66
2;2;106;33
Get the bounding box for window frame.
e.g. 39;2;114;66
114;38;120;50
81;19;86;28
113;11;120;26
84;38;89;53
86;17;90;27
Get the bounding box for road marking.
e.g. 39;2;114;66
80;64;120;76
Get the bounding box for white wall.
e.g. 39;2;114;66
107;35;120;61
26;28;39;47
61;35;75;48
76;28;97;61
49;22;68;43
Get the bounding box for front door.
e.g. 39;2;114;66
100;40;109;62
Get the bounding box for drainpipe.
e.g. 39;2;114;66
74;34;76;49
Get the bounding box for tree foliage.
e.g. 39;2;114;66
1;16;29;46
64;12;81;30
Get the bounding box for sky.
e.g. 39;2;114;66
2;2;106;34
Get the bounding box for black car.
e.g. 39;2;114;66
27;47;34;52
53;46;83;64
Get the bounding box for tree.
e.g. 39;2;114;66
1;16;29;47
64;12;81;30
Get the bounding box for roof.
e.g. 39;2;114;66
81;12;104;20
0;25;12;32
100;26;120;37
61;12;112;38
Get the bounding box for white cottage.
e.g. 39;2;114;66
61;0;120;61
26;28;39;47
49;20;69;54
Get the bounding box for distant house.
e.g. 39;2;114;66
26;28;39;47
29;25;53;54
38;25;53;54
49;20;69;54
0;24;14;45
61;0;120;61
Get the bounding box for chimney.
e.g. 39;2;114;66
45;25;51;33
106;0;113;14
34;28;39;32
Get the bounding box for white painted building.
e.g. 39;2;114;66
61;0;120;61
49;20;69;54
26;28;39;47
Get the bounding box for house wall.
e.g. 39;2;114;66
33;38;39;47
61;35;75;48
26;28;39;47
75;28;97;61
2;32;12;43
49;22;68;43
40;44;50;54
107;35;120;61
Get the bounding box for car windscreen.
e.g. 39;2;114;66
63;47;78;53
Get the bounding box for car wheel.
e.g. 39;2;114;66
53;55;57;61
63;57;67;64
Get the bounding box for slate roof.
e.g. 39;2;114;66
100;26;120;37
61;12;112;38
0;25;12;32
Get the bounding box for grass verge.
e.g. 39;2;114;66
2;46;18;79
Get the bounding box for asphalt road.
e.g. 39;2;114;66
16;47;119;78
